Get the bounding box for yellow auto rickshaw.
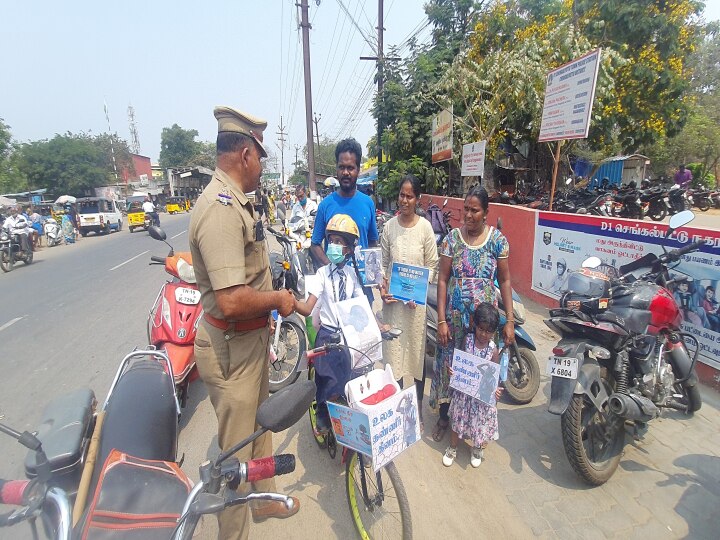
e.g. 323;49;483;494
126;198;147;233
166;196;188;214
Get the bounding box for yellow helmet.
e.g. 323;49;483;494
326;214;359;245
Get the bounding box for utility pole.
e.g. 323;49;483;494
299;0;317;192
294;145;301;170
313;113;322;164
277;116;286;188
361;0;397;166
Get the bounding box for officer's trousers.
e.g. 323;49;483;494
194;320;274;540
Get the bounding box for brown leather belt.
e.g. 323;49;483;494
203;313;269;332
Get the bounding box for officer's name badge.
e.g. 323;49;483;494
217;191;232;206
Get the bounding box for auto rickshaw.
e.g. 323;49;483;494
166;196;188;214
126;198;148;232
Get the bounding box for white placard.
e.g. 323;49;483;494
449;348;500;406
330;296;382;369
538;49;601;142
461;140;487;177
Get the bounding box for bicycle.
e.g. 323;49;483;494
304;328;413;540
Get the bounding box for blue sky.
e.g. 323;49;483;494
2;0;718;171
1;0;432;170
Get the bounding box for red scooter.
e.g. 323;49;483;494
148;226;201;406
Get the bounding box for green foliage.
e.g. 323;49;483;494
687;163;716;188
0;118;25;193
16;134;112;195
192;141;217;170
159;124;201;169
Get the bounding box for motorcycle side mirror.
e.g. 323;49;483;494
148;226;166;241
582;256;602;269
256;380;316;433
667;210;694;235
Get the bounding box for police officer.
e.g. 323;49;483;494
189;106;298;540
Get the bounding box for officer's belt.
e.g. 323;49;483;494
204;313;268;332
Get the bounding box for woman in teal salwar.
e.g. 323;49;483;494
429;186;516;442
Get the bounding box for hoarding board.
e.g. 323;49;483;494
431;108;453;163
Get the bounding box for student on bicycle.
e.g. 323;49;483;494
294;214;364;433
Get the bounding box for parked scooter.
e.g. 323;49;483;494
546;210;704;485
0;227;33;273
0;354;314;540
44;217;63;247
667;185;690;214
285;210;316;275
147;226;201;407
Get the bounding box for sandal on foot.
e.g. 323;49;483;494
432;419;449;442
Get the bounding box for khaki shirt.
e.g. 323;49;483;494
189;168;272;320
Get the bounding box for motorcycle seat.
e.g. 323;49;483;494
25;388;97;478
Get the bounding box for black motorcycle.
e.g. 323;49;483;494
546;211;704;485
640;186;669;221
667;186;690;214
0;228;33;273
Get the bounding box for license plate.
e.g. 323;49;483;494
175;287;201;305
85;217;95;221
547;356;578;379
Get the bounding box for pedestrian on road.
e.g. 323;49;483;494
188;105;299;540
429;186;515;443
674;164;693;189
443;302;504;468
379;175;438;433
310;138;379;296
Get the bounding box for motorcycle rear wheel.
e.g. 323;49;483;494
648;203;666;221
682;381;702;413
503;347;540;404
696;199;711;212
560;376;624;485
23;249;33;265
268;320;305;392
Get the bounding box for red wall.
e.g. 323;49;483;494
131;154;152;181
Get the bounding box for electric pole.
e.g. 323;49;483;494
277;116;286;188
299;0;317;192
313;113;322;164
361;0;397;166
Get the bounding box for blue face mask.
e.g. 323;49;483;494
326;243;346;264
299;197;307;206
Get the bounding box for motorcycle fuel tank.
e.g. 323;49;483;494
610;282;681;335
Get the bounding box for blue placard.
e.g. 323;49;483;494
327;402;373;456
388;262;430;305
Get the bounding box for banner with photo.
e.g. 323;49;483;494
532;212;720;369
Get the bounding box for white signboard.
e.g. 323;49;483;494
449;348;500;407
532;212;720;369
431;108;453;164
461;140;487;177
538;49;601;143
331;296;382;369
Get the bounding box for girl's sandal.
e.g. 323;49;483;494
432;419;449;442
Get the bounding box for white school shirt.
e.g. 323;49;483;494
308;262;363;328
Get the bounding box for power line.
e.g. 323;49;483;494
334;0;377;52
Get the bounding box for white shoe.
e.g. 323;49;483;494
470;446;483;468
442;446;457;467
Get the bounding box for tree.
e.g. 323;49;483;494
0;119;26;194
159;124;201;169
16;134;112;195
191;141;217;170
91;133;134;181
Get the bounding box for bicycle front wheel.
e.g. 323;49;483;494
345;452;412;539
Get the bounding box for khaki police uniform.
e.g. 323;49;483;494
188;109;273;540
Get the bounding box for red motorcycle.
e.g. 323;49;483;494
148;226;201;406
546;211;704;485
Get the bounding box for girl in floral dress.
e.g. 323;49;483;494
430;186;515;443
443;302;503;468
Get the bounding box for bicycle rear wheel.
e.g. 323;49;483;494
345;452;412;539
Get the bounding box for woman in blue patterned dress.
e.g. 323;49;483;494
430;186;515;442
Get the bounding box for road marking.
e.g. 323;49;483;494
0;317;24;332
171;230;187;240
109;250;149;271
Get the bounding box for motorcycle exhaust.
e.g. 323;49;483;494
608;392;658;422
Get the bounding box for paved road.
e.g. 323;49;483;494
1;212;718;539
